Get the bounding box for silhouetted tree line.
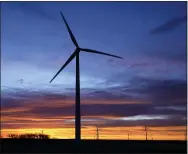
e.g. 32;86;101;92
7;133;51;139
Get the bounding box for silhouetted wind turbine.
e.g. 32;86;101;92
50;12;123;141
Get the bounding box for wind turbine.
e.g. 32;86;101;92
49;12;123;141
96;126;99;140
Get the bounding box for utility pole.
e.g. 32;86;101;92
145;125;148;141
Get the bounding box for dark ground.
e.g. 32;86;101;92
1;139;187;153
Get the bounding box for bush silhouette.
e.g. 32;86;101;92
8;133;50;139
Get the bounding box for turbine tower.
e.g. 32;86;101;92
50;12;123;141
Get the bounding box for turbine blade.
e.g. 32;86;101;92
49;49;78;83
60;12;79;48
81;48;123;59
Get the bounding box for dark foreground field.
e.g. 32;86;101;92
1;139;187;153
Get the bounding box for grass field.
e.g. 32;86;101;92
1;139;187;153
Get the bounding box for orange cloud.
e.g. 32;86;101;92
2;94;186;140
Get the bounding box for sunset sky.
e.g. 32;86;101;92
1;2;187;140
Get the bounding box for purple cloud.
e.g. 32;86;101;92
150;16;187;35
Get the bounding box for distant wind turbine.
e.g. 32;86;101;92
50;12;123;141
145;125;148;140
96;126;99;140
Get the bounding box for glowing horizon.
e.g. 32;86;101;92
2;126;186;140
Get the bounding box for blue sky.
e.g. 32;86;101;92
1;2;187;135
